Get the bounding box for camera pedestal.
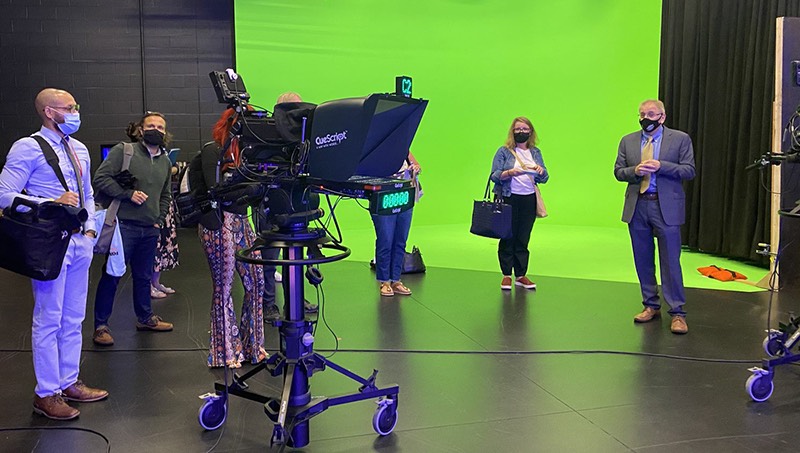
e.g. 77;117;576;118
198;229;400;448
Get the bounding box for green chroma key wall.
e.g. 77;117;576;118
235;0;662;231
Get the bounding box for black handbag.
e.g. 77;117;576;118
367;246;427;274
470;176;512;240
0;198;87;280
402;246;426;274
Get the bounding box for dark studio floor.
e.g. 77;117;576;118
2;229;800;452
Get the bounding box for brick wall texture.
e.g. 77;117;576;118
0;0;234;166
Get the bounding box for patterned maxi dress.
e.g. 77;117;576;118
154;200;180;272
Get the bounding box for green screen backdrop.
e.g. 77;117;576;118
234;0;662;232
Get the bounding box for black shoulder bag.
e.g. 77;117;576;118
0;136;88;280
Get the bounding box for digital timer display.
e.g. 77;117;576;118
381;191;409;210
372;188;415;215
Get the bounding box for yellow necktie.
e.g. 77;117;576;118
639;136;653;194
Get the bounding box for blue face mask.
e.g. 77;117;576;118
56;112;81;136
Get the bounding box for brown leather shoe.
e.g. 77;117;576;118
136;315;173;331
93;326;114;346
500;276;512;290
633;307;661;323
62;380;109;402
33;394;79;420
671;316;688;334
391;281;412;295
515;276;536;289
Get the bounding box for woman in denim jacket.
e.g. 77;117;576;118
489;116;549;291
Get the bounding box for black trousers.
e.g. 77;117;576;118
498;193;537;277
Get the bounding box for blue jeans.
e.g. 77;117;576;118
94;222;160;327
371;208;413;282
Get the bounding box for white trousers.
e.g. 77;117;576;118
31;234;93;397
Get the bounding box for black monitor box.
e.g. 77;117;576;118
307;94;427;181
238;111;293;167
209;70;250;104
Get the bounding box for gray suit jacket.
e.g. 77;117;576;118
614;126;696;225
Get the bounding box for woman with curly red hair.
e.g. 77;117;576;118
198;107;271;368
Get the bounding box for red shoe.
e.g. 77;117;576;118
515;276;536;289
500;276;512;290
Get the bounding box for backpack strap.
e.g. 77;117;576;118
31;135;69;192
121;142;135;171
103;143;137;227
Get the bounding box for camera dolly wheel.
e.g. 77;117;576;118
372;397;398;436
763;330;785;357
746;368;774;402
198;392;227;430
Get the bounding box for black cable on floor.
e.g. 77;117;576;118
0;347;763;363
313;348;762;364
0;426;111;452
205;424;225;453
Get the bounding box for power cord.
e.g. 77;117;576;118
313;284;339;359
0;346;762;364
312;348;761;364
0;426;111;452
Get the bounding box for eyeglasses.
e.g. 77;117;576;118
49;104;80;113
638;111;662;120
513;128;532;133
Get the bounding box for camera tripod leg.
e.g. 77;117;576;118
276;362;295;433
268;361;296;447
267;359;312;448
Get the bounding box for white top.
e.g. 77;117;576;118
510;147;536;195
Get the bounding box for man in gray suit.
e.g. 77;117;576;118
614;99;695;334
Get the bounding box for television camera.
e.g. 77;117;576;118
195;69;428;448
746;104;800;218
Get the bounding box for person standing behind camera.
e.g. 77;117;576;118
490;116;549;291
92;112;174;346
0;88;107;420
199;107;269;368
373;151;421;297
614;99;695;335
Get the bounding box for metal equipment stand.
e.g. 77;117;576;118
198;227;399;448
746;208;800;401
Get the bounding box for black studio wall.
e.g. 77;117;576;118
0;0;234;166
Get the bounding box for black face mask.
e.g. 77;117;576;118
639;117;661;133
142;129;165;147
513;132;531;144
